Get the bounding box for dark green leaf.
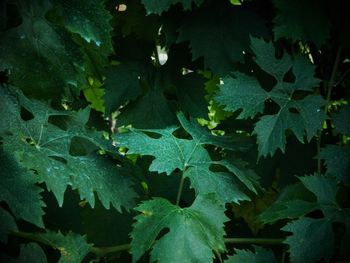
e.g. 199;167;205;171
282;218;334;263
225;246;278;263
319;145;350;185
177;4;266;74
215;37;326;157
0;87;137;211
273;0;330;47
141;0;204;15
0;149;45;227
0;208;18;244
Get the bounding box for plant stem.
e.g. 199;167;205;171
176;170;185;206
90;244;131;256
317;46;342;173
224;238;284;245
11;231;285;258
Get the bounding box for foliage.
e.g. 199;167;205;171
0;0;349;262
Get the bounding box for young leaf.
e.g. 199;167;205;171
225;246;278;263
131;194;228;263
215;37;326;157
0;87;137;211
282;218;334;263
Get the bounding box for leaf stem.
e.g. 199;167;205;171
176;170;185;206
317;46;342;173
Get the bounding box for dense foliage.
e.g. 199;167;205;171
0;0;349;262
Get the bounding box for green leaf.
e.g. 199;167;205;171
333;104;350;135
177;3;266;74
215;37;326;157
216;73;267;119
175;73;208;118
299;174;338;206
0;149;45;228
116;112;255;204
52;0;113;55
0;87;137;211
260;175;339;223
104;63;143;114
35;231;92;263
141;0;204;15
0;0;83;98
319;145;350;185
131;194;228;262
225;246;278;263
0;208;18;244
282;218;334;263
273;0;330;47
14;243;47;263
117;89;177;129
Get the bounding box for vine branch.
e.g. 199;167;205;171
176;169;186;206
317;46;342;173
11;231;284;257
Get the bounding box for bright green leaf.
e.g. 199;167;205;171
116;112;256;204
131;194;228;262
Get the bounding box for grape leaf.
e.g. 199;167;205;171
141;0;204;15
0;150;45;228
259;175;339;223
0;208;18;244
104;62;143;114
282;218;334;263
177;3;267;74
215;37;327;157
0;87;137;211
117;89;177;129
131;194;228;263
319;145;350;185
0;0;84;98
2;243;48;263
273;0;330;47
225;246;278;263
35;231;92;263
175;72;208;118
51;0;113;55
332;104;350;135
116;112;257;204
